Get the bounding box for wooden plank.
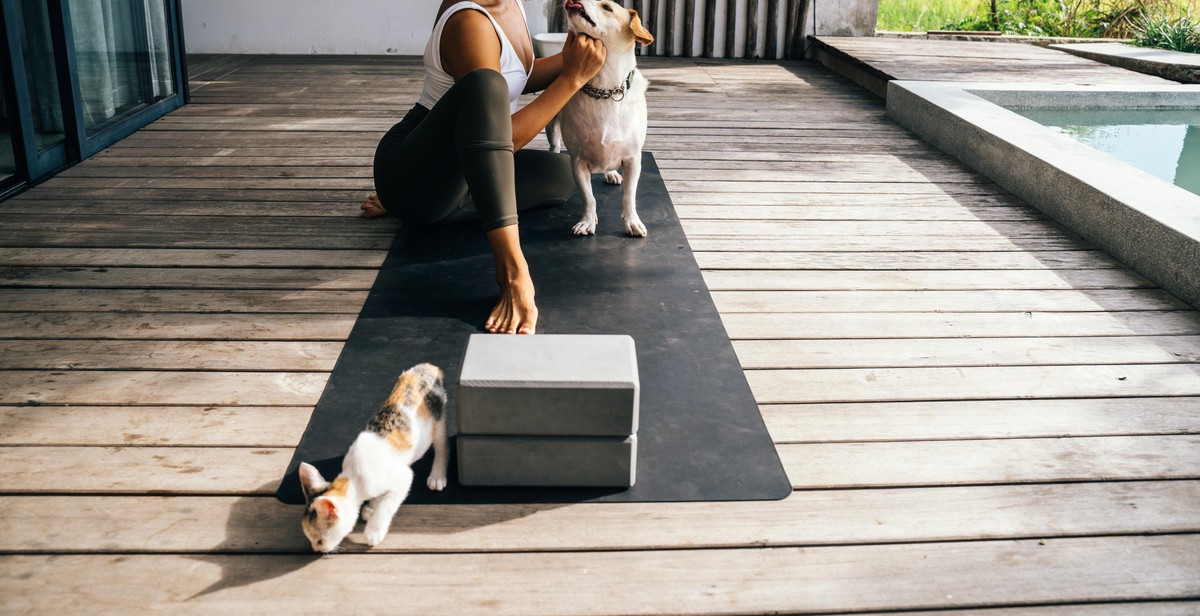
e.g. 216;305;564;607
0;289;368;313
0;340;342;371
58;164;375;178
1;200;367;218
735;336;1200;369
703;269;1153;291
720;311;1200;340
780;435;1200;488
0;248;385;268
678;204;1047;222
0;267;378;290
2;536;1196;614
762;398;1200;442
7;188;369;203
663;167;991;183
683;220;1067;237
691;236;1092;252
0;231;394;250
3;481;1198;552
0;214;392;236
695;251;1120;270
673;192;1029;206
746;364;1200;404
0;406;311;447
713;289;1191;313
0;446;291;494
0;312;357;341
0;371;328;406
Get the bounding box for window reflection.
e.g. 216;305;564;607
69;0;175;133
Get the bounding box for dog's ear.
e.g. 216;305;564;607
628;10;654;46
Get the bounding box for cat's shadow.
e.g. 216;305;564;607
186;480;565;599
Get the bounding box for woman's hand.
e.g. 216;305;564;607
559;30;606;88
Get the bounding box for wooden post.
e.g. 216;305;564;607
784;0;802;59
703;0;716;57
640;0;656;55
683;0;696;58
724;0;737;58
663;0;675;57
765;0;779;59
745;0;759;59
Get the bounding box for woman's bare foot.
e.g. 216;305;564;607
484;225;537;335
361;194;387;219
486;270;537;335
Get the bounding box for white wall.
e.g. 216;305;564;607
181;0;555;55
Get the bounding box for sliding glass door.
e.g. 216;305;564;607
70;0;177;138
0;0;185;198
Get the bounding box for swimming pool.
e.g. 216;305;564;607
1014;108;1200;197
885;82;1200;308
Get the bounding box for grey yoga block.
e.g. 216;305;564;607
457;434;638;487
457;334;640;436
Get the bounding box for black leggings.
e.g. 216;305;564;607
372;68;576;231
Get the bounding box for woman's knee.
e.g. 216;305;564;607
455;68;509;104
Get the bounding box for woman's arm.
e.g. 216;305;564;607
524;54;563;94
441;13;604;150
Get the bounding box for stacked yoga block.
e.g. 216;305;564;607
456;334;640;487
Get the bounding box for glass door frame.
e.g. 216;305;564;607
0;0;187;198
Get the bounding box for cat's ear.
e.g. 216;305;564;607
315;497;339;521
298;462;329;502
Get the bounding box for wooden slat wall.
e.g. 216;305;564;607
639;0;803;59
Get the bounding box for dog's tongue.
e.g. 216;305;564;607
564;0;584;9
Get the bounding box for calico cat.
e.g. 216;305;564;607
298;363;448;552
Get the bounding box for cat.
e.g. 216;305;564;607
298;362;448;552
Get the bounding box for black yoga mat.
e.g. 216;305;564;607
276;153;791;504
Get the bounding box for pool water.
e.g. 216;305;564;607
1013;108;1200;197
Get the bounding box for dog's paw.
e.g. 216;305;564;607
427;472;447;492
624;216;648;238
572;218;597;236
605;171;623;185
363;525;388;547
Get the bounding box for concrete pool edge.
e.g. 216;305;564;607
885;81;1200;308
1050;42;1200;84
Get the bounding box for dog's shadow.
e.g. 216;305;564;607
185;481;565;600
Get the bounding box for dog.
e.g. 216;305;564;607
549;0;654;237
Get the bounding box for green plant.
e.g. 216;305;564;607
1131;7;1200;51
877;0;1198;35
939;0;1141;35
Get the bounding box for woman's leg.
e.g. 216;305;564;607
372;69;537;334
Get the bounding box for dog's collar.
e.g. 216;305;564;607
581;70;635;102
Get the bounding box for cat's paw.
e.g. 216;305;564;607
605;170;623;185
361;504;375;522
427;472;447;492
363;525;388;547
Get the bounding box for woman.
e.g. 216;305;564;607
363;0;606;335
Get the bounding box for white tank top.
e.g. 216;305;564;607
417;1;533;114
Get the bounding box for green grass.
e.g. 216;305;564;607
877;0;980;31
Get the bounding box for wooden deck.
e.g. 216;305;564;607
811;35;1173;97
1;54;1199;613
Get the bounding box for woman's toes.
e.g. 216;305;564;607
360;195;387;219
